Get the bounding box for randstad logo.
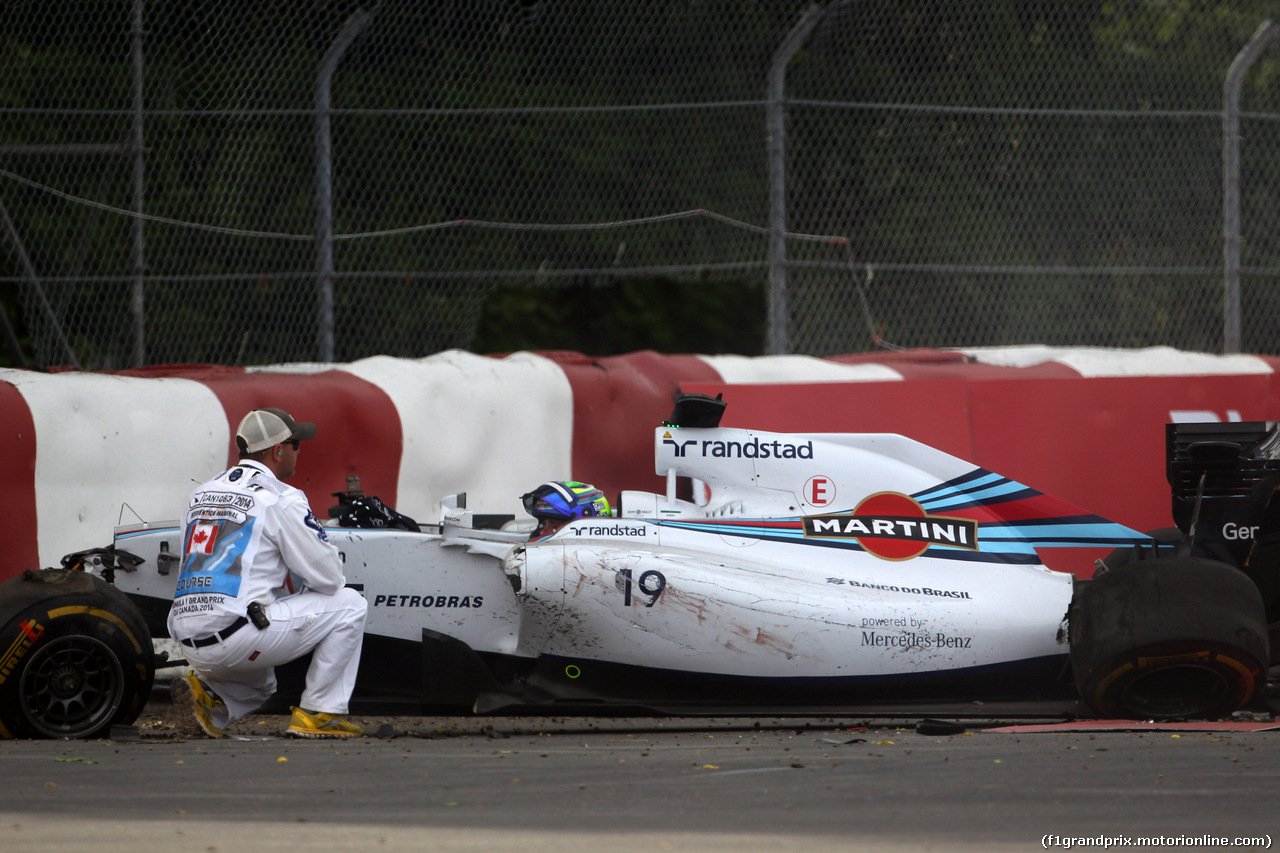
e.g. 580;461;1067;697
662;432;814;460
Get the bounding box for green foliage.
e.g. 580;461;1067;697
1;1;1280;366
472;276;764;357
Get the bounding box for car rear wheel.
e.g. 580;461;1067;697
0;569;155;739
1069;556;1268;720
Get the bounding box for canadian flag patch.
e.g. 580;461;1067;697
187;522;218;555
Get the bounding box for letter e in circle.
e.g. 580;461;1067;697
804;475;836;508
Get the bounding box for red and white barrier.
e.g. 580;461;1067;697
3;346;1277;581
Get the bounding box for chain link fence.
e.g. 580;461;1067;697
2;1;1279;368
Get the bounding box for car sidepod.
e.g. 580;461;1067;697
491;518;1078;712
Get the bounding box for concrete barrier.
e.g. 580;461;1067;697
3;346;1276;580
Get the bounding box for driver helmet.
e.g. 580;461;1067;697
521;481;611;537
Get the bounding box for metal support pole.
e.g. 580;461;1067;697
130;0;146;367
316;6;375;364
766;4;828;355
1223;20;1278;354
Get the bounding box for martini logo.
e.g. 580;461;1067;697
802;492;978;560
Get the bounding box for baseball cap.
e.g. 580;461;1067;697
236;407;317;454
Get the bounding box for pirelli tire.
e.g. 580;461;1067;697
0;569;155;739
1069;557;1268;720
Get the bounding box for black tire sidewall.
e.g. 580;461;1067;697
1070;557;1268;719
0;570;155;739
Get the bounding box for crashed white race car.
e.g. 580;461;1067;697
0;394;1269;738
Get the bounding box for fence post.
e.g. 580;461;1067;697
315;6;375;364
130;0;146;367
1223;20;1278;354
766;4;827;356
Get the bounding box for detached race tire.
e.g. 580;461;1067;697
0;569;155;739
1070;557;1267;720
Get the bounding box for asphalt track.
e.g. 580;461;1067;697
1;699;1277;853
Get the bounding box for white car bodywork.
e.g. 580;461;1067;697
104;423;1149;713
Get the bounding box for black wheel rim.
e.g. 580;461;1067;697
1120;664;1230;720
19;635;124;738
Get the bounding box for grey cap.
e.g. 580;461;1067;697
236;407;317;454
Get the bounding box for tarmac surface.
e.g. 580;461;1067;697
1;698;1277;853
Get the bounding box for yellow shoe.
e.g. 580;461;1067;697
287;706;364;738
170;673;226;738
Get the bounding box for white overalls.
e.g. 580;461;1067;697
167;460;367;724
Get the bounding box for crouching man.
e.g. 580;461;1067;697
167;407;368;739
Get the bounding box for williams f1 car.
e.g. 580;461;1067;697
0;394;1272;738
